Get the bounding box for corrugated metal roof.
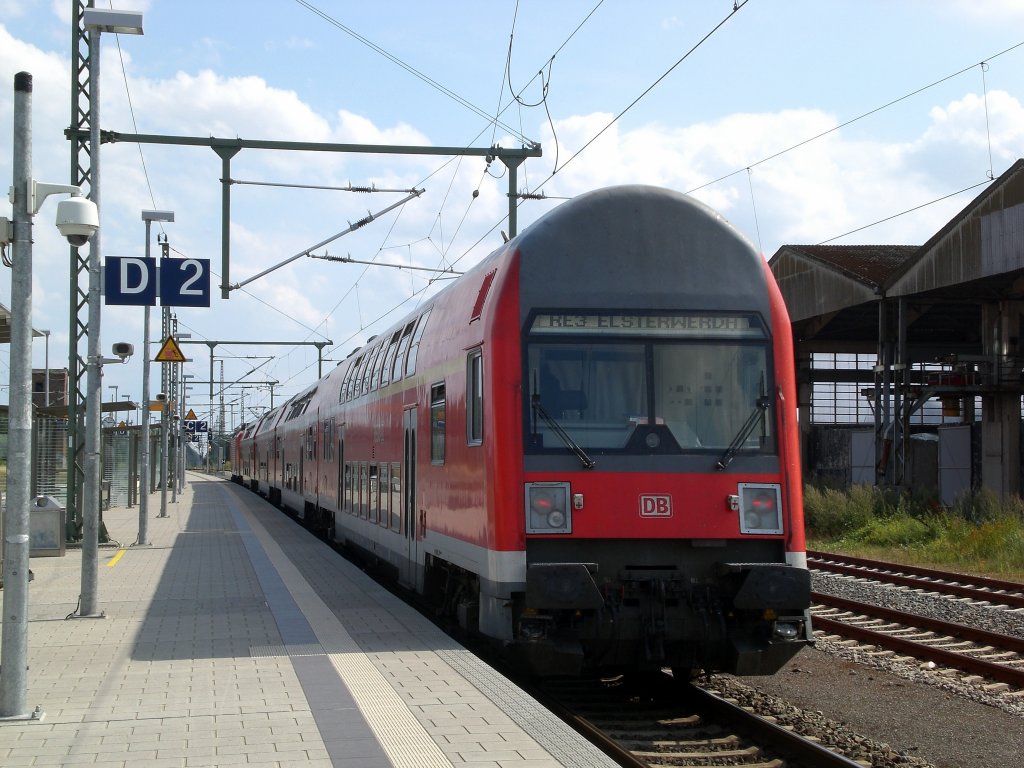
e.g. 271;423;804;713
886;159;1024;297
777;245;918;289
769;245;920;324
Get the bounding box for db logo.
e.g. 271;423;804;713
639;494;672;517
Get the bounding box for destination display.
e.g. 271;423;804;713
530;313;764;338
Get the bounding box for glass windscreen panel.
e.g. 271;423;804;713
526;312;773;455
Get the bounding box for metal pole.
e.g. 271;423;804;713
0;70;39;720
79;25;104;619
43;329;50;406
159;243;169;516
138;218;153;543
170;352;177;503
207;342;216;474
179;374;189;492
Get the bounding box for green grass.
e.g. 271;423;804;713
804;485;1024;581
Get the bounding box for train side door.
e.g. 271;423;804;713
400;406;418;589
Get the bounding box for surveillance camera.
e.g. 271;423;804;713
112;342;134;361
55;196;99;247
155;392;167;402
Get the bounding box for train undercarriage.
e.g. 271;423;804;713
507;540;813;677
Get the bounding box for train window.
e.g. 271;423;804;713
391;322;415;383
359;462;369;517
467;349;483;445
405;309;431;377
345;356;363;401
359;350;374;395
390;462;401;531
525;335;773;456
380;330;401;389
369;464;379;524
322;419;333;461
362;344;379;393
430;383;446;464
352;354;369;399
305;425;316;460
379;464;390;528
340;361;355;402
343;462;353;513
654;344;772;452
370;341;388;391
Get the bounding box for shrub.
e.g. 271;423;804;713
803;484;890;538
854;514;937;548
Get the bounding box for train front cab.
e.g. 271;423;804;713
510;307;812;676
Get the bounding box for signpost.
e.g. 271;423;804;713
104;257;211;307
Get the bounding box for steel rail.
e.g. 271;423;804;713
812;592;1024;653
687;684;866;768
813;614;1024;688
808;550;1024;608
526;673;864;768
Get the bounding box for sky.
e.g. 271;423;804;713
2;0;1024;431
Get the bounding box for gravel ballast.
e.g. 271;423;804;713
728;569;1024;768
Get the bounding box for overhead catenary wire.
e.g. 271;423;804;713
292;0;537;147
816;180;992;245
228;189;424;291
310;252;464;275
149;10;1022;419
528;0;751;189
685;40;1024;197
229;180;419;194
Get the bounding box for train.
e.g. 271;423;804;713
231;185;813;677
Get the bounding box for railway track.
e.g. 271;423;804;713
807;550;1024;608
812;591;1024;690
530;672;864;768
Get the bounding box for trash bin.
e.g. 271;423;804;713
30;495;66;557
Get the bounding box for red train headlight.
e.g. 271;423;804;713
737;483;783;535
525;482;571;534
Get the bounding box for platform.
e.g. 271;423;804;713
0;474;618;767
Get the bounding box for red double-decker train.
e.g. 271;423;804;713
232;185;812;676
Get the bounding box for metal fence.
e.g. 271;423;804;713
0;408;184;540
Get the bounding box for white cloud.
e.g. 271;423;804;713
4;8;1024;412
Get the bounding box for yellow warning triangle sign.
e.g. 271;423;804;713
185;408;197;421
155;335;187;363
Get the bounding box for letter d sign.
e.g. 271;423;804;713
104;256;157;305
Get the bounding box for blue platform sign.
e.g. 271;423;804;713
104;257;211;307
104;257;157;306
161;258;211;307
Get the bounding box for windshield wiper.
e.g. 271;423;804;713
531;392;596;470
715;396;770;471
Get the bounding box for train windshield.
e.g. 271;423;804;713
525;312;774;456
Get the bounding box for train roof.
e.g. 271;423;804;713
514;185;770;319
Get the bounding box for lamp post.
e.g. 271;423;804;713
139;209;172;545
77;7;144;620
1;71;99;720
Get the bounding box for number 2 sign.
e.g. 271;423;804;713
104;257;211;307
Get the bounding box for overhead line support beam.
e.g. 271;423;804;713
64;129;542;298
